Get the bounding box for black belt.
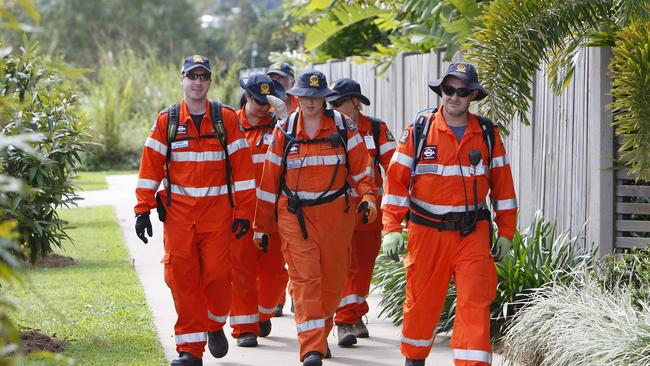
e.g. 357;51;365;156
409;208;491;231
282;183;350;239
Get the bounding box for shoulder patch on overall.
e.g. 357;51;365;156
345;119;357;131
398;128;410;144
386;129;395;141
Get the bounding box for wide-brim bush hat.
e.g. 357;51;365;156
266;62;295;78
239;73;286;104
326;78;371;105
182;54;211;74
428;62;488;101
287;70;336;98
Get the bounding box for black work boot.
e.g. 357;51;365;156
303;351;323;366
273;303;284;317
207;329;228;358
336;324;357;347
259;320;272;337
353;317;369;338
236;332;258;347
170;352;202;366
405;358;425;366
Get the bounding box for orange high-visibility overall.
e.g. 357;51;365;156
254;110;375;361
135;100;255;359
382;107;517;365
335;114;396;325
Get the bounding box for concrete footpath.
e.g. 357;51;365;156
78;174;504;365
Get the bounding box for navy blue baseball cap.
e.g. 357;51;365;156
266;62;294;78
428;62;488;101
182;54;211;75
239;73;286;105
326;78;371;105
287;70;336;98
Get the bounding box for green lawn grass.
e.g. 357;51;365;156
73;170;137;191
8;206;166;366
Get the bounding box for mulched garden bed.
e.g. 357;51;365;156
23;254;76;268
20;329;67;354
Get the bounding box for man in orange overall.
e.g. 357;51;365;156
134;55;256;366
381;62;517;366
228;73;287;347
253;70;377;366
327;78;396;346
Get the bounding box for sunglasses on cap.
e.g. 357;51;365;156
329;98;350;108
441;85;473;98
185;72;211;81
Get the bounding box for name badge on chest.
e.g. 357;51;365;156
171;140;189;150
364;135;376;150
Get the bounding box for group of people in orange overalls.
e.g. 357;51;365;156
134;54;517;366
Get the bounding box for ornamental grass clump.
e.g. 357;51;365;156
503;275;650;366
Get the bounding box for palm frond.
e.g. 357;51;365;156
467;0;611;126
609;21;650;181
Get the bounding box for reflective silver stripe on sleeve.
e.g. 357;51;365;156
266;151;283;166
350;186;383;197
257;188;277;204
491;155;509;168
381;194;409;207
228;138;249;154
171;150;225;162
208;310;228;323
229;314;260;326
392;152;413;168
352;166;372;182
347;134;363;150
494;198;518;210
137;178;160;190
338;294;368;308
410;197;485;215
296;318;326;333
234;179;256;192
400;334;433;347
252;153;266;164
452;349;492;363
258;305;276;315
175;332;207;344
379;141;397;155
145;137;167;156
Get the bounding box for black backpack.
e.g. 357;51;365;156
367;116;383;168
163;100;234;207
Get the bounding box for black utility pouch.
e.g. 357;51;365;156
155;192;166;222
460;214;476;237
287;195;300;214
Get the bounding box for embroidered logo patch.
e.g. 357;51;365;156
398;128;410;144
288;142;300;155
386;129;395;142
422;145;437;161
309;75;320;87
346;119;357;131
176;124;188;135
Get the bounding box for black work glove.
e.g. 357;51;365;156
232;218;250;239
135;212;153;244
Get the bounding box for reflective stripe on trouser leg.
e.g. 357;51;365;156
164;226;231;358
335;229;381;324
450;220;495;366
400;222;456;360
230;230;260;337
257;233;287;322
279;198;354;361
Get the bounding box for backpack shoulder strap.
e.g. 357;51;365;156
367;116;383;166
209;100;234;208
476;115;496;169
163;103;180;206
329;109;349;147
412;109;436;175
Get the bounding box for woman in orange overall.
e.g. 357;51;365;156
253;70;377;366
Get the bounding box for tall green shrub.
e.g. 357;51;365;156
0;37;92;262
80;50;182;170
373;211;595;339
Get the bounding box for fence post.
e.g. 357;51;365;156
587;47;615;255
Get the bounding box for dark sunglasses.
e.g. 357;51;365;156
441;85;472;98
185;72;211;81
329;98;349;108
